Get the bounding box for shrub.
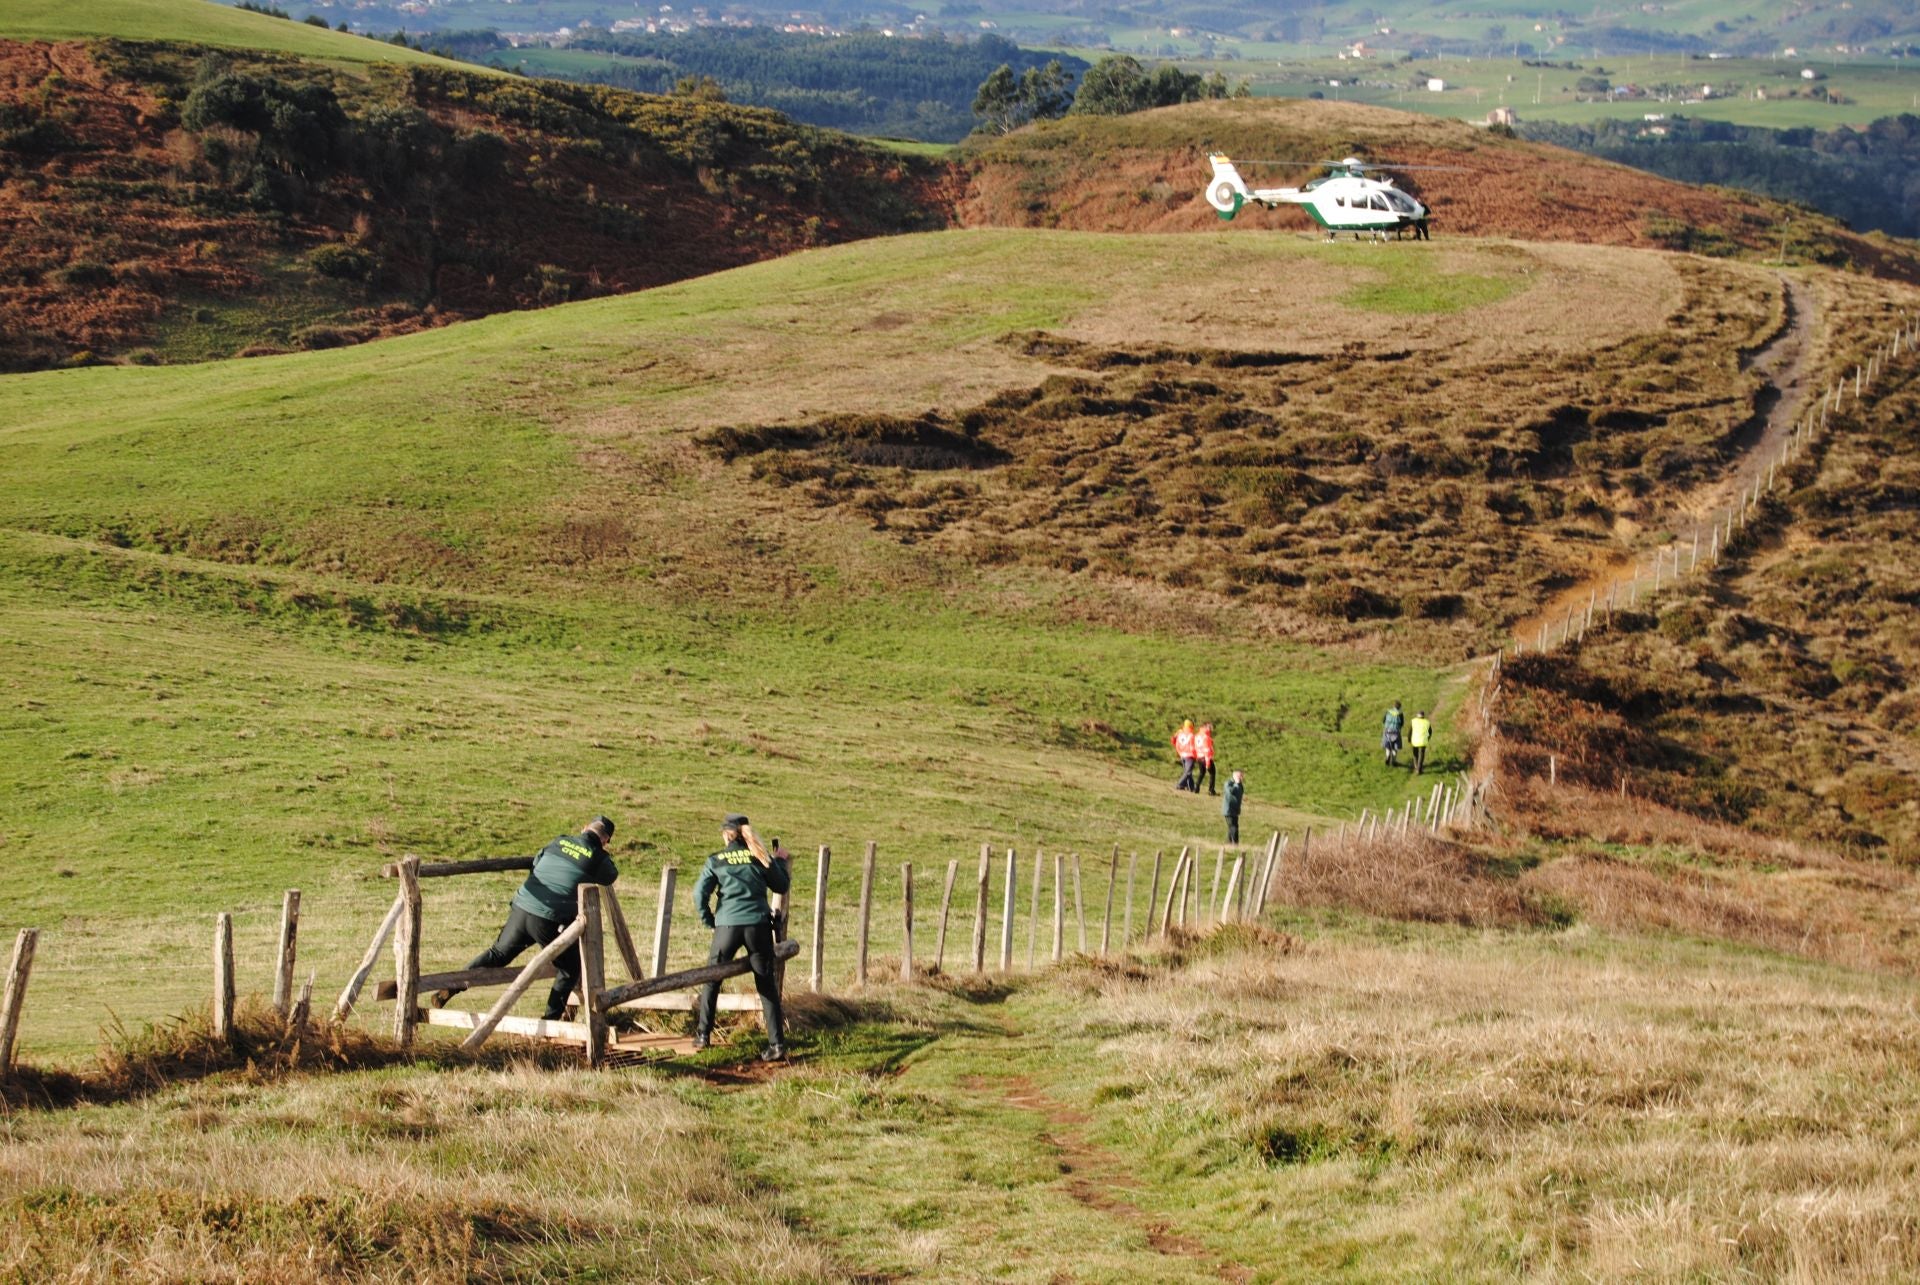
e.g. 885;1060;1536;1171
55;261;115;287
307;242;373;281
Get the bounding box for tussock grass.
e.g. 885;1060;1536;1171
0;1058;840;1282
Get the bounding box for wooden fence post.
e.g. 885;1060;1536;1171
651;865;678;978
999;849;1017;971
579;883;608;1069
856;841;877;987
900;863;915;982
291;971;314;1029
971;843;990;974
1221;855;1244;924
934;858;958;974
1208;848;1225;923
334;894;404;1023
1143;852;1163;940
1;928;38;1071
1121;853;1138;949
1156;850;1179;935
1026;847;1044;969
272;889;301;1018
1050;853;1064;964
1071;854;1086;954
391;855;422;1048
1100;848;1117;956
214;912;236;1042
1184;849;1199;925
459;917;588;1052
602;887;645;982
809;846;830;993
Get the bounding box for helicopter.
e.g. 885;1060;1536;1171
1203;154;1450;239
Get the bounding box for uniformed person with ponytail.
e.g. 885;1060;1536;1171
691;813;790;1059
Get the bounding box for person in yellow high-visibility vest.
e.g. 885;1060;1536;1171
1408;711;1432;775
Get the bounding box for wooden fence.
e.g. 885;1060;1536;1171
0;829;1318;1073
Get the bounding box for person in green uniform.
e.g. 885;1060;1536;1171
1382;700;1405;767
438;815;619;1020
1222;770;1245;845
691;813;790;1059
1408;711;1432;775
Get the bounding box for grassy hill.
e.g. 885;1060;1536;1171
0;0;462;66
6;44;1920;1276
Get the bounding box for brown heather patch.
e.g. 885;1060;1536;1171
956;97;1920;286
1495;326;1920;862
698;255;1801;653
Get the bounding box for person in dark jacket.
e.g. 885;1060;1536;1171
692;813;791;1059
437;815;619;1019
1222;770;1245;845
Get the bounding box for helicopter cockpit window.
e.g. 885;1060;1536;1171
1369;194;1389;211
1386;192;1416;213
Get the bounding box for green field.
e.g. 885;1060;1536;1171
1160;53;1920;130
0;229;1511;1060
0;0;470;67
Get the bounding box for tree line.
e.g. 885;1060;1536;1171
538;30;1087;142
1521;113;1920;239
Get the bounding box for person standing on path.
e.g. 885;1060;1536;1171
692;814;790;1060
1408;710;1432;775
439;815;619;1018
1195;722;1218;796
1382;701;1405;767
1222;770;1245;845
1172;719;1199;792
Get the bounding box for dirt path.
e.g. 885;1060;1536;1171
998;1077;1254;1283
1512;274;1815;645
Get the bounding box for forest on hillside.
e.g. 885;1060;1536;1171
1522;114;1920;240
469;30;1086;141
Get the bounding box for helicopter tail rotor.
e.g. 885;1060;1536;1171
1205;153;1250;216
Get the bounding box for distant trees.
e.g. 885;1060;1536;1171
1520;111;1920;240
1068;55;1232;116
555;29;1086;143
970;60;1072;134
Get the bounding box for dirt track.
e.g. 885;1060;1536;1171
1510;272;1814;646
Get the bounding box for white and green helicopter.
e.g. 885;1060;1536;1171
1204;154;1449;239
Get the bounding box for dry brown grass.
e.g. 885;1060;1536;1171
1064;923;1920;1281
0;1058;840;1282
693;251;1794;652
1495;309;1920;860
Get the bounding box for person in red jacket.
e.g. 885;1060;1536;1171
1194;722;1217;796
1172;719;1198;792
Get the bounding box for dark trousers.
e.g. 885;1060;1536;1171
467;905;578;1021
1200;759;1216;795
1411;745;1427;775
1176;757;1197;791
696;921;784;1046
1225;815;1240;844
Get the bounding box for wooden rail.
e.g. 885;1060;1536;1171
380;856;534;879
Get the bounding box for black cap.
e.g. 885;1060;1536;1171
587;815;615;843
723;813;749;828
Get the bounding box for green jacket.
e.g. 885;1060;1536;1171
694;841;791;928
510;832;618;922
1222;778;1244;818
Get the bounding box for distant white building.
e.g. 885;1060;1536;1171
1801;67;1817;79
1427;77;1447;91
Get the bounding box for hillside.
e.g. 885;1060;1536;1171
7;192;1920;1276
957;98;1920;284
0;37;950;370
2;227;1912;1051
0;0;465;66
